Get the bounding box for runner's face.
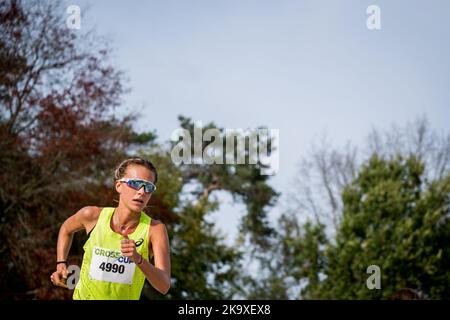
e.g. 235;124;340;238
116;165;155;212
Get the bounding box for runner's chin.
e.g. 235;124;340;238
131;200;144;210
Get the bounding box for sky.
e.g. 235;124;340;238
65;0;450;244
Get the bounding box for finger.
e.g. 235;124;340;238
122;231;129;239
121;252;133;257
54;272;61;283
121;242;135;248
51;274;68;288
121;243;136;250
121;248;136;253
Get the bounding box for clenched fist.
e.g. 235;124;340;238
50;263;68;288
120;232;141;264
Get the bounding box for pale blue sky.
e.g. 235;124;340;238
67;0;450;243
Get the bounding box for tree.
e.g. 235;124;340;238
289;117;450;233
168;198;243;299
138;116;280;299
164;116;282;299
172;116;280;252
0;0;147;299
277;155;449;299
319;155;450;299
266;118;450;299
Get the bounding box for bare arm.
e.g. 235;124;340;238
57;206;100;259
131;221;171;295
51;206;101;287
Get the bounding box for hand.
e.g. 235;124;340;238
50;263;68;288
120;232;140;263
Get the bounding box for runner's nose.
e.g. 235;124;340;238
137;186;145;195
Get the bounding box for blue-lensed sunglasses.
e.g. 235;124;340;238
118;178;156;194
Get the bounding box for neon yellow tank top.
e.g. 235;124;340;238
73;207;151;300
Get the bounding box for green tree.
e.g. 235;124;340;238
164;116;281;299
173;116;279;251
278;155;449;299
169;198;243;299
136;116;280;299
271;119;450;299
319;155;450;299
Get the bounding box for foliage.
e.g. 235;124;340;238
278;155;450;299
0;0;149;299
0;1;277;299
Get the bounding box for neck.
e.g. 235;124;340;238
114;203;141;230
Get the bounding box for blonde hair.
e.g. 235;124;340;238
114;157;158;184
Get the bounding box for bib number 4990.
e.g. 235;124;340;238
89;246;136;284
99;262;125;274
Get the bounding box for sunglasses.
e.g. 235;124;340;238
118;178;156;194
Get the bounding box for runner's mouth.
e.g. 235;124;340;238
133;199;144;204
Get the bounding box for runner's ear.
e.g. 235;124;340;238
115;180;122;193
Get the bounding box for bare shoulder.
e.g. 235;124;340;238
148;219;170;259
77;206;102;235
76;206;102;223
63;206;102;235
150;219;165;227
149;219;168;240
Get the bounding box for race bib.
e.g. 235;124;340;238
89;246;136;285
